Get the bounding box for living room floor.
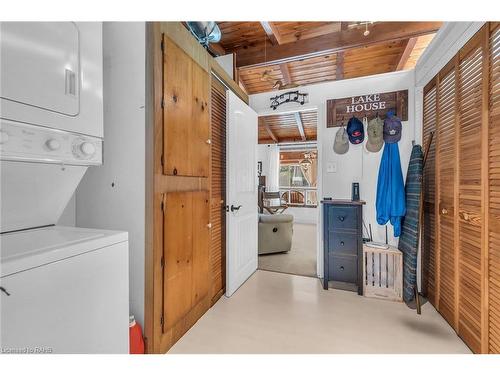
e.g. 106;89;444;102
258;223;317;277
168;270;471;354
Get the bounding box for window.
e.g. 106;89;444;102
279;150;318;207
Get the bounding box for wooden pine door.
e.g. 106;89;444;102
436;62;458;327
163;38;210;177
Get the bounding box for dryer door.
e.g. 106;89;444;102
0;22;80;118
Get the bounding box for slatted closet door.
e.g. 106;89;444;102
422;83;437;304
489;23;500;354
436;63;458;327
457;37;485;353
209;77;227;304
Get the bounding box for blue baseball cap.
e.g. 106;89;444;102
347;116;364;144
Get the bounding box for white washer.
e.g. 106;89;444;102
0;227;129;354
0;22;129;353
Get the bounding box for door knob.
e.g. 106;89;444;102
230;204;242;212
441;208;448;215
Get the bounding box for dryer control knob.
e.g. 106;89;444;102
80;142;96;156
46;138;61;151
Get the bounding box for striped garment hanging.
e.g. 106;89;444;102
398;144;424;303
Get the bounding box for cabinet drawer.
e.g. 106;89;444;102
329;255;357;284
328;232;358;255
327;206;357;232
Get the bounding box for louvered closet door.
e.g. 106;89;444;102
457;38;485;353
422;84;437;304
436;64;458;327
489;23;500;354
209;77;227;304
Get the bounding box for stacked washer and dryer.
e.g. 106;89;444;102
0;22;129;353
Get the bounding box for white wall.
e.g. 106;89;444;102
214;54;234;79
257;144;271;178
76;22;146;327
250;70;416;277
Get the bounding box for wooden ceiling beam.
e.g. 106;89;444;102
234;22;442;68
396;37;418;71
294;112;306;141
238;76;249;94
208;42;226;57
260;22;281;45
279;63;292;85
263;122;279;143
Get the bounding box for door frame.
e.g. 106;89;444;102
255;106;321;278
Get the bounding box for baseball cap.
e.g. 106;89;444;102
383;113;402;143
366;117;384;152
333;127;349;154
347;116;364;144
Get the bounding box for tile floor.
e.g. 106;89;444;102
169;270;471;354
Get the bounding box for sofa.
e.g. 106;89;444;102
258;213;294;255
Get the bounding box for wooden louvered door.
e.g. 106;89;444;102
422;83;437;304
456;34;485;353
421;23;500;353
488;22;500;354
436;61;458;328
209;76;227;304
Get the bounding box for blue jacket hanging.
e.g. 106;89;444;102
376;143;406;237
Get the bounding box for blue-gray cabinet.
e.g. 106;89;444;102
322;200;365;294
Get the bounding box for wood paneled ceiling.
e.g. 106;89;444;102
258;110;317;144
213;22;441;94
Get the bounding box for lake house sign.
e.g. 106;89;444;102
326;89;408;127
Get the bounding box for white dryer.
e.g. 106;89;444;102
0;22;129;353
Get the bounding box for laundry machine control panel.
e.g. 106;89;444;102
0;120;102;165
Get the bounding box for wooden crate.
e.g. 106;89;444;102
362;244;403;302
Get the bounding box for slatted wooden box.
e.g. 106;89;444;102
362;244;403;302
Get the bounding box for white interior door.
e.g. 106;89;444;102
225;91;258;297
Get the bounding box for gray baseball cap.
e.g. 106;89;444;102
333;127;349;154
366;117;384;152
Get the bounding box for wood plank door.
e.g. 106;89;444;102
209;76;227;304
456;35;485;353
436;61;458;328
163;191;210;333
225;91;258;297
163;38;210;177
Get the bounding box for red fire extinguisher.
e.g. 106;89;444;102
129;315;145;354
